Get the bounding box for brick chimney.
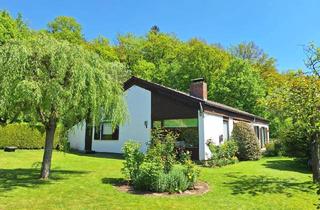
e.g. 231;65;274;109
190;78;207;100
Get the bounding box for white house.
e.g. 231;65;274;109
68;76;269;160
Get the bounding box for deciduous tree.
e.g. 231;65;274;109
0;34;126;179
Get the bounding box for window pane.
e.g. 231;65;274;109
102;123;112;135
254;126;259;139
223;120;229;140
163;118;197;128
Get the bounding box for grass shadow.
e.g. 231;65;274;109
262;158;310;174
68;150;124;160
224;173;315;197
101;177;127;186
0;168;89;194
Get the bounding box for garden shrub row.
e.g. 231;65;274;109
0;123;63;149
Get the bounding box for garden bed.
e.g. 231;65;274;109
115;181;209;196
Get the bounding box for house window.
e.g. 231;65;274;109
254;126;260;140
94;122;119;140
163;118;198;128
260;127;267;147
223;119;229;141
152;118;199;148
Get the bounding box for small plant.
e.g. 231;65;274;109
183;159;200;188
232;122;261;160
121;141;144;181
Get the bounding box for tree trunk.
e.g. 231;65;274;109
312;134;320;183
40;117;57;179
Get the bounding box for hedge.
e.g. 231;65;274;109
0;123;63;149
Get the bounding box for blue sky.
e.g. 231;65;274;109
2;0;320;72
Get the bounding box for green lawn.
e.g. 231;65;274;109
0;150;317;210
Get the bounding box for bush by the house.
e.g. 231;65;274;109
147;128;177;172
121;128;199;193
0;123;62;149
205;140;238;167
121;141;144;181
264;139;284;157
232;122;261;160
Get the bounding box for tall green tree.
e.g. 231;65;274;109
86;36;118;62
230;41;281;87
211;58;266;115
266;43;320;182
47;16;84;44
0;34;126;179
0;10;30;44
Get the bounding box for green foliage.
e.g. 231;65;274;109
266;72;320;158
47;16;84;44
182;159;200;187
0;33;126;130
212;58;266;114
264;139;284;157
154;166;190;193
0;11;30;45
232;122;261;160
147;127;178;172
121;138;199;193
132;161;163;191
206;140;239;167
0;123;62;149
86;36;119;62
121;141;144;181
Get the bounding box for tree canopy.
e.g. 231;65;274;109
0;33;127;178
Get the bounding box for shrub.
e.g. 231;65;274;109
206;140;238;167
132;161;163;191
182;159;199;187
264;139;285;157
155;166;190;193
147;127;178;172
121;141;144;181
232;122;261;160
0;123;62;149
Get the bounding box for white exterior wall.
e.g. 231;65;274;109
228;118;234;137
68;121;86;151
198;112;224;160
198;112;271;160
68;85;152;153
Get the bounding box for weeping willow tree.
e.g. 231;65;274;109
0;34;127;179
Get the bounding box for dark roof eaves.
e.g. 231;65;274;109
124;76;269;123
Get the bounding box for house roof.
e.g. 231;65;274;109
124;76;269;124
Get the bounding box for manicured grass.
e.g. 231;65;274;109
0;150;317;210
